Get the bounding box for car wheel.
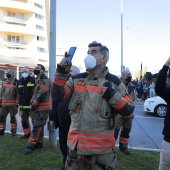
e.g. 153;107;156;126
154;104;167;117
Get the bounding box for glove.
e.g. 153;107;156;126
29;104;35;111
102;81;116;101
103;81;112;88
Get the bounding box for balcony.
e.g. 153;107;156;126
4;16;26;25
5;41;27;49
10;0;29;2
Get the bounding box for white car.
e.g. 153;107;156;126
144;96;167;117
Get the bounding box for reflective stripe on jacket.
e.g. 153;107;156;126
31;74;51;111
0;79;18;106
18;75;35;109
52;66;135;155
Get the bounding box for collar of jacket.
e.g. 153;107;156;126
86;66;109;80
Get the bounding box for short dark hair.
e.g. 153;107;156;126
37;64;45;71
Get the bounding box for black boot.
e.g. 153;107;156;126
11;132;17;136
119;143;130;155
0;130;4;135
35;142;43;148
20;134;30;139
24;147;33;155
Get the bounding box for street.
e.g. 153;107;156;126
5;101;164;151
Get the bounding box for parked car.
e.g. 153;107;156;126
144;96;167;117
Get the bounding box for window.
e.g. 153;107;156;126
36;25;44;30
37;47;45;52
7;35;24;44
34;3;43;9
35;13;43;20
37;36;45;41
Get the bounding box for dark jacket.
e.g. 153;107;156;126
155;65;170;142
50;100;71;128
18;75;35;109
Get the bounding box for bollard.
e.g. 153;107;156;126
47;121;57;148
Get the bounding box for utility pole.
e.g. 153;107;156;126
121;0;125;73
48;0;57;148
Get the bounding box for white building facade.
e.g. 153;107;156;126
0;0;49;79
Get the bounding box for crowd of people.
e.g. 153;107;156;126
132;78;156;101
0;41;168;170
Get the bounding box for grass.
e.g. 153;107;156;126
0;133;159;170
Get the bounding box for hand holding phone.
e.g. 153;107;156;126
65;47;77;63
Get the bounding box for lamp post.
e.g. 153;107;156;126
120;0;125;73
48;0;57;148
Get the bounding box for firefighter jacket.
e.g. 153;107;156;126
31;74;51;111
18;75;35;110
116;81;136;119
52;66;135;155
0;78;19;106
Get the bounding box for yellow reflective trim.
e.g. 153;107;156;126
27;84;34;87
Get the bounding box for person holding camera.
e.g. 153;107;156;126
52;41;135;170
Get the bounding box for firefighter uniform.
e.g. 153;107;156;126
18;75;35;137
0;78;18;135
52;66;135;170
114;81;136;154
25;74;51;151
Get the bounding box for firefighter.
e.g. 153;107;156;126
52;41;135;170
24;64;51;155
0;69;19;136
114;69;136;155
18;67;35;139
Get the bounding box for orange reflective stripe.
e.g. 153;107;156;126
86;85;102;94
36;100;51;110
3;82;16;88
40;85;49;91
74;84;103;94
23;128;31;134
2;99;16;106
67;128;115;151
123;95;132;102
74;84;86;93
53;78;67;86
64;84;72;100
120;137;129;144
114;98;127;110
28;126;43;144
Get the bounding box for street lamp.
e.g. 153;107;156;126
121;0;125;73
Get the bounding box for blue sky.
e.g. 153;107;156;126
56;0;170;75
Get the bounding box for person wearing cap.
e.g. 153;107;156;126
17;67;35;139
24;64;51;155
0;69;19;136
114;69;136;155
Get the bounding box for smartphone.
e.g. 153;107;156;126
65;46;77;63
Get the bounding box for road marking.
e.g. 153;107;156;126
135;116;164;119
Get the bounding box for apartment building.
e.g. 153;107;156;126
0;0;49;79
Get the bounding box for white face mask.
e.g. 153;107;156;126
84;54;97;69
22;72;28;78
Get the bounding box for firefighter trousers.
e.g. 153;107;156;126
66;148;117;170
26;110;49;149
0;106;18;133
19;109;33;135
114;114;133;148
